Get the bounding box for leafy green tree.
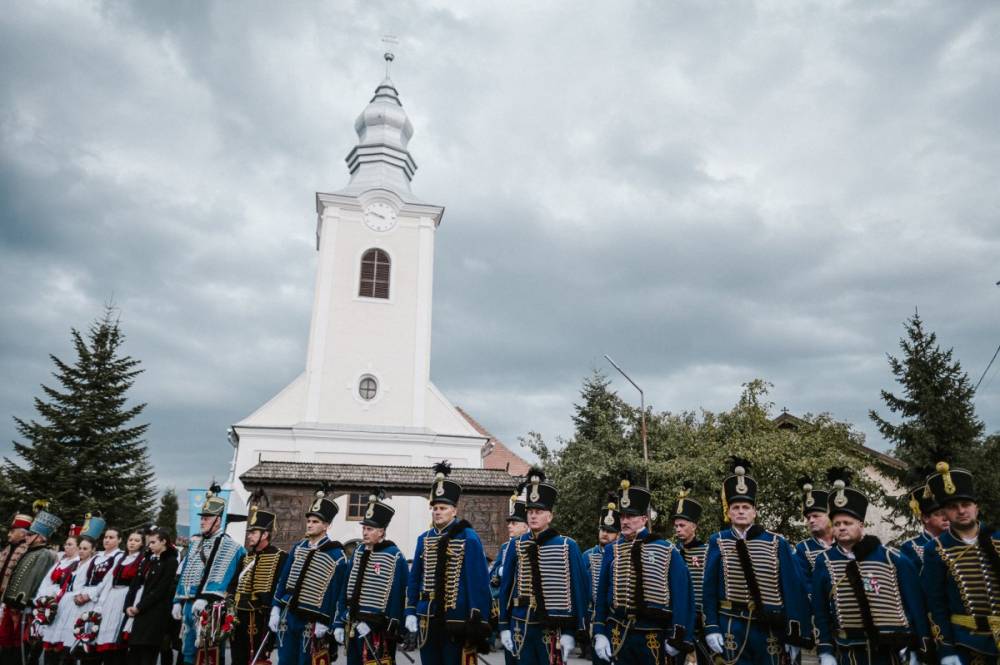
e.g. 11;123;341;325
5;306;155;533
156;488;179;539
528;376;885;546
869;310;984;485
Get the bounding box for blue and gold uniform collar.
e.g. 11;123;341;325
307;535;330;549
433;518;458;535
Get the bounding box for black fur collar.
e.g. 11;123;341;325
851;535;881;560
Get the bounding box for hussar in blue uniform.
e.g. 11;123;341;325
172;484;246;665
334;488;409;665
269;488;348;665
899;484;948;573
498;467;589;664
812;469;931;665
593;475;695;665
703;459;813;665
405;462;492;665
489;488;528;665
583;494;621;665
794;476;833;595
672;482;709;665
921;462;1000;665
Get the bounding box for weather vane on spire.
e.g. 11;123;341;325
382;34;399;77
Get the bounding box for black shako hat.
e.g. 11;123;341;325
247;507;277;532
799;476;830;516
722;457;757;513
826;467;868;521
306;487;338;523
429;461;462;506
617;473;651;517
524;467;557;511
599;492;621;532
671;481;703;524
199;483;227;518
907;484;942;519
506;483;527;523
926;461;976;505
360;488;395;529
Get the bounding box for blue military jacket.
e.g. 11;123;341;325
677;538;708;618
898;531;933;572
497;528;589;634
174;530;246;602
489;539;513;600
812;536;930;655
922;524;1000;659
582;543;604;621
272;536;348;624
593;528;695;649
405;519;491;637
703;525;813;647
794;536;832;596
335;540;408;634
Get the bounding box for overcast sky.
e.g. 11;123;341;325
2;1;999;509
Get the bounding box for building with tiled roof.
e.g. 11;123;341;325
456;407;533;476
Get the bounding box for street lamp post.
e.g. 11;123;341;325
604;355;649;486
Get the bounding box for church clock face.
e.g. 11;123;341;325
363;201;398;232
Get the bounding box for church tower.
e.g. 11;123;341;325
228;55;486;552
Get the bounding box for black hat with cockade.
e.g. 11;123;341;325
598;492;621;532
524;467;557;511
361;488;395;529
826;467;868;521
247;507;277;532
429;461;462;506
671;481;703;524
617;472;651;517
799;476;829;516
306;486;338;523
722;457;757;508
506;483;527;523
926;461;976;505
907;484;941;519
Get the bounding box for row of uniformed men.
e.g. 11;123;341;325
170;457;999;665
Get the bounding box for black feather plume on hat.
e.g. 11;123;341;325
797;475;814;490
728;456;752;474
527;466;546;483
826;467;853;486
433;461;452;477
682;479;695;491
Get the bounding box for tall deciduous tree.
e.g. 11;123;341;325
526;375;883;546
869;311;984;486
5;306;155;533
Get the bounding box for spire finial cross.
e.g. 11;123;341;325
382;34;399;77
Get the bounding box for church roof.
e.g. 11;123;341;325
240;461;518;495
455;407;533;476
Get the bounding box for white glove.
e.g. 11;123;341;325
786;644;801;662
819;653;838;665
664;642;680;656
268;607;281;633
910;652;920;665
314;622;329;639
333;627;345;644
500;629;514;652
356;621;371;637
941;657;963;665
594;634;613;661
405;615;418;633
192;598;208;614
560;633;575;660
171;603;182;621
706;633;725;655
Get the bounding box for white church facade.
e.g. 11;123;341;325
226;58;521;556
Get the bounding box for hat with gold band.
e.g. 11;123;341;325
671;481;703;524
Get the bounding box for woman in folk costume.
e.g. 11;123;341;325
47;524;99;660
124;528;179;665
93;529;144;662
33;532;80;654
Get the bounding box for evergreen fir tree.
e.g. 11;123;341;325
156;488;179;539
5;306;155;532
869;310;984;485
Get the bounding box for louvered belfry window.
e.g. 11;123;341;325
359;248;390;299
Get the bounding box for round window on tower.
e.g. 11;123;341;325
358;375;378;401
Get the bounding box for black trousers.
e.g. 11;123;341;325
128;646;161;665
230;608;270;665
